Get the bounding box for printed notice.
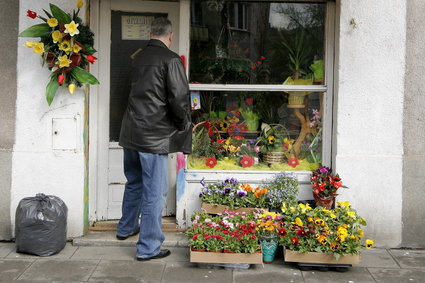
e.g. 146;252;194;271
122;15;155;40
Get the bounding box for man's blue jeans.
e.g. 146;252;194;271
117;148;168;258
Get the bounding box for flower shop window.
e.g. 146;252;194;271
188;0;335;171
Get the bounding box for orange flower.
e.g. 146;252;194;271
241;184;253;192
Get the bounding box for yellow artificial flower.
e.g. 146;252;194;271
32;42;44;55
52;30;63;43
73;43;82;53
365;239;374;249
64;20;80;37
47;18;58;27
57;55;72;68
25;41;34;48
295;217;303;227
77;0;84;8
59;40;72;53
357;229;364;238
68;84;76;94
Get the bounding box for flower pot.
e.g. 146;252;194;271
263;152;285;164
209;250;223;253
313;194;335;210
223;249;236;253
191;248;206;252
260;236;278;263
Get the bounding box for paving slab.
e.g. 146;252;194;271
301;267;376;283
233;262;303;283
89;259;165;282
0;259;34;282
162;261;233;283
7;243;78;260
388;249;425;269
368;267;425;283
357;248;400;268
0;242;14;258
17;259;99;282
71;246;135;260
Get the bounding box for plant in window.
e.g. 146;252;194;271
19;2;99;105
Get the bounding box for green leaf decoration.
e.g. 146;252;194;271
50;3;71;24
83;45;97;55
43;9;53;19
46;76;60;105
18;23;50;37
71;67;99;85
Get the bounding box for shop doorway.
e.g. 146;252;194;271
91;0;183;221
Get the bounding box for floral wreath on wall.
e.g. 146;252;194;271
19;1;99;105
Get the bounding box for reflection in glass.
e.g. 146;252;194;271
189;1;326;84
189;91;323;171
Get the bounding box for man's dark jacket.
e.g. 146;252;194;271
119;39;192;154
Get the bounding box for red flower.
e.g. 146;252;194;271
246;98;253;105
240;155;254;168
257;61;262;65
86;55;98;64
251;65;256;70
288;157;300;168
205;121;210;129
192;235;198;240
216;139;225;144
239;123;248;133
27;10;37;19
291;237;299;246
251;235;257;240
234;136;244;141
58;74;65;85
205;157;217;168
278;228;287;237
260;56;266;60
208;128;213;137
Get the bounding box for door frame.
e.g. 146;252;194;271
89;0;190;222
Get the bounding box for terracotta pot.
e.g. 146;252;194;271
208;250;223;253
314;194;335;210
223;249;236;253
191;248;206;252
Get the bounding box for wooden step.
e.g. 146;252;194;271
89;216;184;232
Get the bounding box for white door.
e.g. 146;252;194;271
93;0;188;220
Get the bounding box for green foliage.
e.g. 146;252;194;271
18;24;50;37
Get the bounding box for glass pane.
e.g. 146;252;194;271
189;1;326;85
189;90;323;170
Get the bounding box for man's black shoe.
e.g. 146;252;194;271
116;230;139;240
136;249;171;261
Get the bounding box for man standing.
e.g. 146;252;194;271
117;18;191;261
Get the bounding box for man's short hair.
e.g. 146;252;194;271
150;17;172;37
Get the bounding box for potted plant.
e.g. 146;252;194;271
262;172;299;210
311;166;347;209
255;211;287;263
256;123;291;164
279;202;374;264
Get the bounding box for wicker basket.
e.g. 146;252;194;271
263;152;285;164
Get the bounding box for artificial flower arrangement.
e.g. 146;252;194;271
199;178;269;210
278;201;374;260
185;210;261;253
257;123;291;154
19;1;99;105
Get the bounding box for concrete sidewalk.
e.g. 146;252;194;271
1;232;424;282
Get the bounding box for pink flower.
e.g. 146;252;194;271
240;155;254;168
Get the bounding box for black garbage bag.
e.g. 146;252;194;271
15;193;68;256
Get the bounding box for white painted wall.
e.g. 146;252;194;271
335;0;406;247
12;0;87;237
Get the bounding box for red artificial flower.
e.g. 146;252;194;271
245;97;253;105
288;157;300;168
27;10;37;19
257;61;262;65
239;123;248;133
251;65;256;70
86;55;98;64
205;157;217;168
240;155;254;168
205;121;211;129
208;128;213;137
260;56;266;60
58;74;65;85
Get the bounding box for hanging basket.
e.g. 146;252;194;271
263;152;285;164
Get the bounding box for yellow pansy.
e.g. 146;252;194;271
330;213;336;219
32;42;44;55
52;30;62;43
59;40;72;53
64;20;80;37
268;136;275;144
47;18;58;27
299;203;312;213
266;226;275;232
281;202;287;212
73;43;82;53
68;84;76;94
289;206;296;213
357;229;364;238
365;239;374;249
347;211;356;218
25;41;34;48
295;217;303;227
57;55;72;68
337;201;352;208
77;0;84;8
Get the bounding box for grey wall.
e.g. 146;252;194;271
402;0;425;248
0;0;18;240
